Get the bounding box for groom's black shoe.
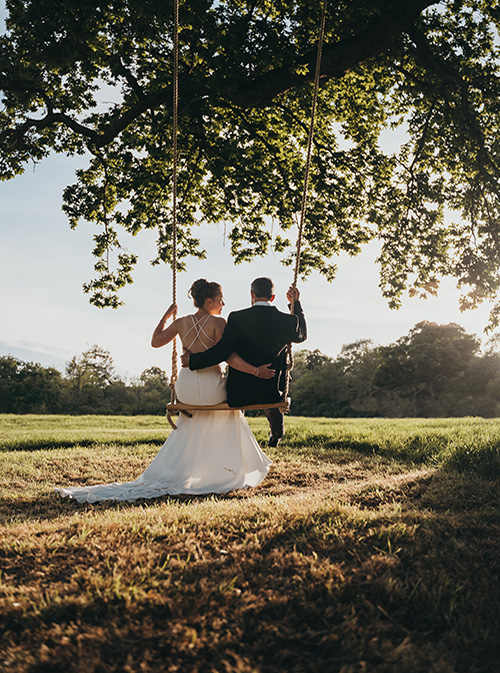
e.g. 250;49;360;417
268;434;281;448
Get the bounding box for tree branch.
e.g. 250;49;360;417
230;0;438;107
108;56;146;100
6;0;438;151
6;82;206;150
408;24;500;186
7;110;101;149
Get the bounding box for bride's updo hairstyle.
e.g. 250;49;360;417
188;279;222;309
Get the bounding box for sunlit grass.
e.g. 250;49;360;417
0;414;169;452
1;414;499;672
3;414;500;471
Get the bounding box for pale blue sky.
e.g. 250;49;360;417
0;5;496;379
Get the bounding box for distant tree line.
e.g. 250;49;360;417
0;345;171;415
2;322;500;417
290;322;500;418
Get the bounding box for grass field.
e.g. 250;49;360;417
1;414;500;672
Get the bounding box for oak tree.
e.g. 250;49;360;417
2;0;500;320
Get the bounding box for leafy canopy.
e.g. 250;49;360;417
2;0;500;321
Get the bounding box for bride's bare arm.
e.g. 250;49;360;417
226;353;275;379
151;303;180;348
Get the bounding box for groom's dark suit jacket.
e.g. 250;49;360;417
189;301;307;407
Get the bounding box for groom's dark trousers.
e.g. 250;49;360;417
188;301;307;441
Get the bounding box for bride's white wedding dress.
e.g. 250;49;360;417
56;365;272;503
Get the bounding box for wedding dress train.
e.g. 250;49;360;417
56;366;271;503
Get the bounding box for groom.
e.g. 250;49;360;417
180;277;307;446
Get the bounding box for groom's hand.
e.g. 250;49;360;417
286;285;300;303
180;349;191;368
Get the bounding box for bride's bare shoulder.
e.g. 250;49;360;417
210;315;226;339
175;314;194;333
210;315;226;325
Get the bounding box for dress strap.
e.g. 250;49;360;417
184;314;215;351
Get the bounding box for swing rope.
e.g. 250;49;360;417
168;0;327;410
292;0;327;297
285;0;327;398
169;0;180;403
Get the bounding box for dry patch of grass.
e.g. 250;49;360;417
1;415;500;672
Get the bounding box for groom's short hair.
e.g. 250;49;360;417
251;277;274;299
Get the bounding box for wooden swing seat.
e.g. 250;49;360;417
166;399;290;429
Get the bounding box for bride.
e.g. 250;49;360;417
56;279;273;503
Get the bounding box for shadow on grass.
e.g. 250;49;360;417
0;437;166;452
0;484;260;525
285;434;449;465
2;466;500;673
285;431;500;476
3;458;500;523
